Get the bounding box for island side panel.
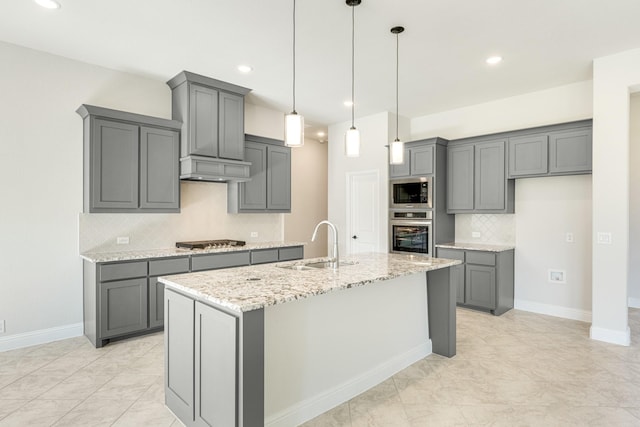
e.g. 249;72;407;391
239;309;264;427
426;267;456;357
165;289;195;424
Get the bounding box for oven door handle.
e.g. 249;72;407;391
390;220;432;226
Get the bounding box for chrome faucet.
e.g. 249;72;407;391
311;220;339;270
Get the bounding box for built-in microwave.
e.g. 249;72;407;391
389;177;432;209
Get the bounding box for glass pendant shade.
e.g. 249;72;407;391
284;112;304;147
345;127;360;157
389;138;404;165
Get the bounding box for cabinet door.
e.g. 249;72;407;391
165;289;195;423
218;92;245;160
99;278;148;338
91;119;139;210
447;145;474;211
189;83;219;157
465;265;496;309
267;145;292;211
549;128;592;174
139;127;180;211
389;147;410;178
474;140;506;211
508;134;548;177
239;141;267;210
195;302;237;427
148;277;165;328
411;145;434;176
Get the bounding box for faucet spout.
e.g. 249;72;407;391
311;220;339;270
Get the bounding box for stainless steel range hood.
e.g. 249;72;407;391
180;155;251;182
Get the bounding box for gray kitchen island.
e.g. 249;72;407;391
159;252;460;427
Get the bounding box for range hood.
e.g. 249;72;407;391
180;155;251;183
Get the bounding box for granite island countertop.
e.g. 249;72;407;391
159;252;461;313
81;241;306;263
435;242;515;252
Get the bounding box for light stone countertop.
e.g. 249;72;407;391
159;252;462;313
435;242;515;252
80;241;306;263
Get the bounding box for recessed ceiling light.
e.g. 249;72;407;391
344;101;353;107
317;131;325;137
237;65;253;73
35;0;61;9
486;56;503;65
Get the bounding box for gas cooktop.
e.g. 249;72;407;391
175;239;246;250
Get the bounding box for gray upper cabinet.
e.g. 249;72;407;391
447;145;475;211
77;105;182;213
506;120;592;178
389;140;438;178
549;128;592;174
228;135;291;213
448;138;513;214
508;134;548;177
474;140;506;211
168;71;251;162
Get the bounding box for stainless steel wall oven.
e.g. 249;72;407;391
389;211;432;256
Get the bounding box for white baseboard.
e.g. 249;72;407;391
264;340;432;427
0;323;83;352
590;325;631;346
514;299;592;322
629;297;640;309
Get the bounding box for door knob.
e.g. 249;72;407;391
352;235;358;239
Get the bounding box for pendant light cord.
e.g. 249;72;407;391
395;31;399;140
292;0;297;113
351;3;355;128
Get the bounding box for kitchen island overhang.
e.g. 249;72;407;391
160;252;460;427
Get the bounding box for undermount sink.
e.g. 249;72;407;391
278;260;359;271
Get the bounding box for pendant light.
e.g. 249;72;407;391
389;26;405;165
284;0;304;147
344;0;361;158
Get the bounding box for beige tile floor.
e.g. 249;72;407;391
0;308;639;426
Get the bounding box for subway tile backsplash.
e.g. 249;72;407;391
455;214;515;245
79;181;283;253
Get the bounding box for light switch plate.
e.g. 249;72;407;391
471;231;481;238
548;270;566;284
566;233;574;243
597;232;612;245
250;232;258;238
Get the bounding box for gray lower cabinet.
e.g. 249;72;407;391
192;251;251;272
436;248;514;315
148;256;190;329
228;135;292;213
77;105;181;213
100;278;148;339
447;140;513;213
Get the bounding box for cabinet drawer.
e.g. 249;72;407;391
251;249;279;265
279;246;304;261
149;257;190;276
465;251;496;266
191;251;250;272
437;248;465;262
99;261;147;282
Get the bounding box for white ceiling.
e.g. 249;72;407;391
3;0;640;139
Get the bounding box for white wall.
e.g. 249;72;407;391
591;48;640;346
327;112;397;256
0;42;310;349
630;94;640;307
410;80;594;320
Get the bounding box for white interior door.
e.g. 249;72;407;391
346;170;380;255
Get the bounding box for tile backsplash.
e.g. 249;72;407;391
455;214;515;245
79;181;284;253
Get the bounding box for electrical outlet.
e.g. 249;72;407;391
566;233;574;243
597;232;612;245
548;270;566;284
116;236;130;245
0;320;5;334
471;231;481;238
250;232;258;238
